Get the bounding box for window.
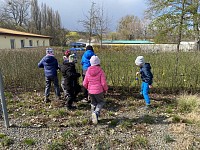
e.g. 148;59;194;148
21;40;24;48
37;40;39;46
29;40;33;46
43;41;45;46
10;39;15;49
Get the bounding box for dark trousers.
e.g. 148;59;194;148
61;77;81;106
90;92;105;115
82;71;88;98
66;85;81;106
45;76;60;98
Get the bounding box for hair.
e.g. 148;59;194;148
86;45;94;51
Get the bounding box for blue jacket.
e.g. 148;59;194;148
38;55;59;77
81;50;95;70
140;63;153;85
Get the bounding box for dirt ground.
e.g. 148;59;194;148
0;91;200;149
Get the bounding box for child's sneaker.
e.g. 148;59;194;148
144;105;152;110
81;98;91;103
92;112;98;124
44;97;51;103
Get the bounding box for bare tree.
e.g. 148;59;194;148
94;4;109;47
79;2;97;44
117;15;143;40
1;0;30;27
30;0;41;33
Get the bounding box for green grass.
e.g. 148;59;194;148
0;133;6;139
0;137;14;147
108;119;119;128
129;135;149;148
23;138;36;146
47;141;65;150
142;115;155;124
120;120;133;129
164;134;175;143
172;115;182;123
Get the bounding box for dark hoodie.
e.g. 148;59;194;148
60;61;81;90
140;63;153;85
38;55;59;77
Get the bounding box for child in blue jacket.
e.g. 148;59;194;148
38;48;61;103
81;45;95;102
135;56;153;109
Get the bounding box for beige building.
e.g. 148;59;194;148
0;27;50;49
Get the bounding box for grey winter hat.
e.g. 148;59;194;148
135;56;145;66
46;48;54;55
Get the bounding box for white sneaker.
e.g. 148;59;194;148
92;112;98;124
81;98;88;103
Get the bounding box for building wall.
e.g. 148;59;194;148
0;35;50;49
102;43;196;52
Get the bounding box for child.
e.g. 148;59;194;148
63;50;71;62
60;54;81;109
83;56;108;124
135;56;153;109
81;45;95;103
38;48;61;103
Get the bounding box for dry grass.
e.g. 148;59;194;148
176;93;200;124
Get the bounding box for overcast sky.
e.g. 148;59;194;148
37;0;147;31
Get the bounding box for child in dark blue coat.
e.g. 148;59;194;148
38;48;61;103
135;56;153;109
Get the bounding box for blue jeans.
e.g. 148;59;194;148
45;76;60;97
141;82;150;105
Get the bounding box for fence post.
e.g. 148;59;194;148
0;71;9;128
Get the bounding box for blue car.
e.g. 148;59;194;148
69;42;86;51
69;42;86;63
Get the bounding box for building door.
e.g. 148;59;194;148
29;40;33;46
21;40;24;48
10;39;15;49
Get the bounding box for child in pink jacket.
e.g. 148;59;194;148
83;55;108;124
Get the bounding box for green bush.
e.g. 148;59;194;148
1;47;200;93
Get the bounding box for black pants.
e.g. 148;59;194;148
66;84;81;106
61;77;81;106
82;73;88;99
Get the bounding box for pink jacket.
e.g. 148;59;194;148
83;66;108;94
